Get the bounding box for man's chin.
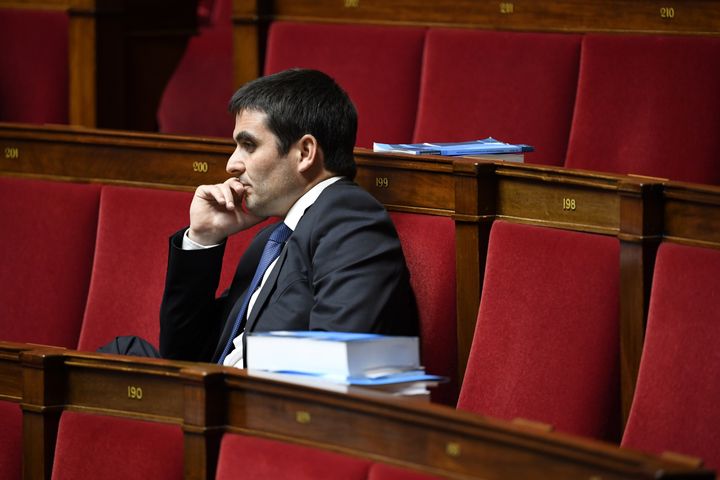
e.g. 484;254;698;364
244;199;266;217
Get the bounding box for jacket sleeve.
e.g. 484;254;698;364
159;228;228;361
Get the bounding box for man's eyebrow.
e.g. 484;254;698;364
234;131;259;144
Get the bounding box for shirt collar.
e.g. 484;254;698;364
283;176;343;230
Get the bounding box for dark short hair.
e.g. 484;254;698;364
228;69;357;179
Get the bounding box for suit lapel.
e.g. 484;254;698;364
210;225;274;362
245;244;290;332
212;292;247;362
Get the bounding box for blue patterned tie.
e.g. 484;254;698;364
218;222;293;364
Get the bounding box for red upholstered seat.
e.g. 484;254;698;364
264;22;426;148
157;0;233;137
78;186;267;352
77;187;194;350
413;29;581;166
368;463;444;479
390;212;457;405
0;402;22;480
0;177;100;348
457;221;621;441
622;242;720;469
0;8;68;124
215;433;371;479
51;411;183;480
565;34;720;185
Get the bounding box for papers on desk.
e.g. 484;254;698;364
248;369;444;397
246;331;446;398
373;137;533;160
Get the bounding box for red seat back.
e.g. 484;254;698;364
0;8;68;124
264;22;426;148
390;212;457;405
457;221;621;440
0;402;22;480
51;411;183;480
157;0;235;138
216;433;371;479
0;177;100;348
565;34;720;184
157;5;233;137
622;242;720;469
78;186;266;352
414;29;581;166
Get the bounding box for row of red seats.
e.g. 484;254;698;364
459;221;720;469
158;10;720;185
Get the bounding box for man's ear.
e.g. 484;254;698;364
296;134;320;174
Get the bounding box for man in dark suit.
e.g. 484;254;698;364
158;68;418;366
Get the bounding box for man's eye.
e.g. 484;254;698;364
242;142;256;152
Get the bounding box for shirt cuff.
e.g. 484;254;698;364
182;228;222;250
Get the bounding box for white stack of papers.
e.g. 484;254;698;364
246;331;446;398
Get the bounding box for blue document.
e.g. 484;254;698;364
373;137;534;156
270;369;447;386
251;331;385;342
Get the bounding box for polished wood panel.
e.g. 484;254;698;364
0;123;231;188
1;342;62;402
663;181;720;248
247;0;720;35
495;165;624;234
228;368;713;479
355;148;456;215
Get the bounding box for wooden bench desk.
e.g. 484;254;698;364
10;348;716;479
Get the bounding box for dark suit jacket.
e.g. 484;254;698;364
159;179;418;363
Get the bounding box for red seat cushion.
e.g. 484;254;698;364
0;177;100;348
565;34;720;184
0;8;69;124
264;22;426;148
457;221;620;441
0;401;22;480
51;411;183;480
622;242;720;468
216;433;371;479
413;29;581;166
390;212;457;405
78;186;267;352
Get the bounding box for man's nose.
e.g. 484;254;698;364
226;149;244;175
